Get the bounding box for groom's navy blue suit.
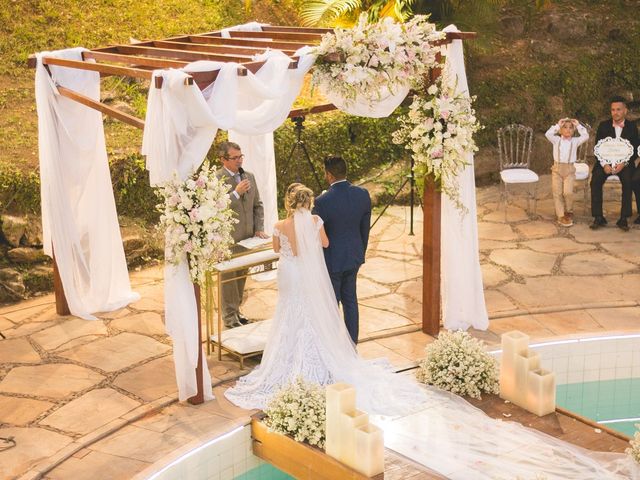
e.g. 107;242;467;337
313;181;371;344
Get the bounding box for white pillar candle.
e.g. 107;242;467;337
354;424;384;477
500;331;530;402
513;349;540;409
527;368;556;417
325;383;356;459
339;409;369;467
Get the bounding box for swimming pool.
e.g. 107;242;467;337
495;333;640;437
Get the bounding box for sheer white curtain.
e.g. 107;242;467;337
35;48;139;320
142;69;218;402
142;49;316;401
440;25;488;331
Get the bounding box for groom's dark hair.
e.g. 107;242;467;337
324;156;347;179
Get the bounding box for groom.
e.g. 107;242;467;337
314;156;371;344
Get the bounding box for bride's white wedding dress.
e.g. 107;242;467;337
224;208;427;415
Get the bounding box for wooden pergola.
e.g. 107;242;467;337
29;23;475;395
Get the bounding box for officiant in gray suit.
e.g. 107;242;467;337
216;141;267;328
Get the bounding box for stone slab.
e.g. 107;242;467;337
523;237;595;254
484;290;518;313
396;278;422;304
58;332;171;373
240;288;277;322
45;450;150;480
375;331;433;363
356;340;413;367
0;364;104;399
478;239;517;251
360;257;423;284
110;311;166;336
482;205;529;223
561;251;637;276
89;425;194;463
586;307;640;331
113;356;177;402
570;223;637;243
361;293;422;321
135;403;233;440
490;249;557;276
531;310;604;336
0;395;53;425
2;320;56;339
40;388;140;435
0;337;41;364
514;221;558;239
0;427;72;479
358;277;392;299
31;318;108;351
477;222;518;242
600;241;640;265
498;275;640;309
359;305;414;337
481;264;509;288
488;315;556;340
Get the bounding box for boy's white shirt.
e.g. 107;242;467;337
545;124;589;163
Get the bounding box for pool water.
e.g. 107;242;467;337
556;377;640;437
234;463;293;480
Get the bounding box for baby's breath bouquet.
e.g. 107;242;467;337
264;377;326;449
628;424;640;464
157;161;237;285
416;330;498;399
392;78;481;211
312;14;444;106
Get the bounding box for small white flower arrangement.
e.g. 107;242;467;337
392;78;481;211
312;14;444;106
416;330;499;399
264;377;327;449
628;423;640;465
156;161;237;285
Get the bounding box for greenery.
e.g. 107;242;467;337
273;111;404;200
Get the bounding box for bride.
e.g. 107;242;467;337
224;183;426;414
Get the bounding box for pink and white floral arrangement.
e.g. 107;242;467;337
312;14;444;105
157;161;237;285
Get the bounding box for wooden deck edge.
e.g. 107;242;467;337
555;406;632;442
250;415;379;479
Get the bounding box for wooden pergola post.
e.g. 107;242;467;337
422;178;441;336
422;53;443;337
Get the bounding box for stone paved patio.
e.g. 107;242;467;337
1;174;639;479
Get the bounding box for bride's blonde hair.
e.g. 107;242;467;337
285;183;314;216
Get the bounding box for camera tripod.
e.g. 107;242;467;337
370;155;417;236
285;116;324;193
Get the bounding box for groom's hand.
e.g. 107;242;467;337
255;231;269;239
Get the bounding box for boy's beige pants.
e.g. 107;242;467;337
551;162;576;218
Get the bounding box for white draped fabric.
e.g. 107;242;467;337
35;48;139;320
322;85;411;118
220;21;264;39
440;25;489;331
142;48;316;401
142;69;217;402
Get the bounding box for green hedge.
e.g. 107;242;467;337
0;112;405;221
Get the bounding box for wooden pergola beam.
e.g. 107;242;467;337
57;85;145;129
186;35;312;51
83;51;189;69
218;30;325;42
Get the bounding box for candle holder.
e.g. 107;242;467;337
499;331;556;417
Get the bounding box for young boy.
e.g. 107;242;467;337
545;118;589;227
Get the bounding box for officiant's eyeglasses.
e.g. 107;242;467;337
225;154;244;161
